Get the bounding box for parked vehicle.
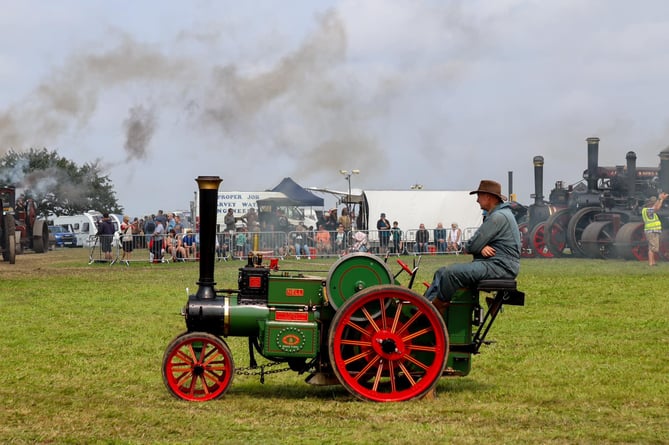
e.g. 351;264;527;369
48;224;78;248
50;211;119;247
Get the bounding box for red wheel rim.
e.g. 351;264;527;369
162;332;234;402
329;285;448;402
531;223;553;258
545;209;571;257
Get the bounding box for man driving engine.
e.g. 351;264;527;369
424;179;521;312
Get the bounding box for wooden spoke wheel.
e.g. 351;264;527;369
580;221;617;259
544;208;572;257
328;285;448;402
567;207;602;258
530;222;553;258
162;332;234;402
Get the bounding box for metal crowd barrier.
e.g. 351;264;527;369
84;227;481;265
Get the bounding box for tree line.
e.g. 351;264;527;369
0;148;122;216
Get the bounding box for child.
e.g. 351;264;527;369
391;221;403;256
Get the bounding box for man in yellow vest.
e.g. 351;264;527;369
642;192;668;266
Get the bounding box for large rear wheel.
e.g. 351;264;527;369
162;332;234;402
544;209;572;257
328;285;448;402
567;207;602;257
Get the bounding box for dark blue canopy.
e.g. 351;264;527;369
258;177;324;207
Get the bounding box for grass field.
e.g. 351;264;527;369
1;248;668;444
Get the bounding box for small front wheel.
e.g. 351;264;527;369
162;332;235;401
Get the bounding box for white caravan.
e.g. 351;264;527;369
51;211;120;247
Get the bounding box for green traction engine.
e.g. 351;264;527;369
162;176;525;402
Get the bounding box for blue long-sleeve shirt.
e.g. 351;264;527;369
465;202;521;276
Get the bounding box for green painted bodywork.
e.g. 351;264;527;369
444;288;477;376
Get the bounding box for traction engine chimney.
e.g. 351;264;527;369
533;156;544;206
508;171;514;201
626;151;637;205
586;137;600;192
195;176;223;300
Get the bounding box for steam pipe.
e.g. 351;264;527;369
195;176;223;300
533;156;544;205
586;137;600;192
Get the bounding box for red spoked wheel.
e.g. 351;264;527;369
162;332;235;402
530;222;553;258
544;208;572;257
328;285;448;402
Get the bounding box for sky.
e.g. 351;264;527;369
2;0;669;218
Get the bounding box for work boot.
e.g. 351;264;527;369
486;297;500;317
432;298;450;314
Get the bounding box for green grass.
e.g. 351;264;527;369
1;250;668;444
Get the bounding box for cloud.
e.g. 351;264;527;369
3;1;669;216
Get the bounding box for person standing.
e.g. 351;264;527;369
224;208;236;232
155;210;167;226
120;215;134;266
338;208;352;232
143;215;155;248
390;221;404;256
424;180;520;312
377;213;391;254
96;213;116;262
152;218;165;263
642;193;667;266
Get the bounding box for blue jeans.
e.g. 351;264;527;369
295;243;310;257
424;261;515;302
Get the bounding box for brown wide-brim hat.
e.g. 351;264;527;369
469;180;507;201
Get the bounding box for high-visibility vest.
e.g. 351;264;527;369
642;207;662;232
